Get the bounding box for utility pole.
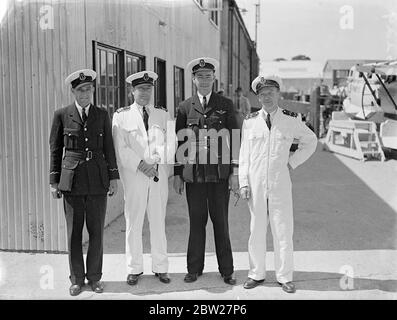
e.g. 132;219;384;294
255;1;260;47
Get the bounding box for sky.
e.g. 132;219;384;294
235;0;397;67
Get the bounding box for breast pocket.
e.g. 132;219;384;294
248;132;266;158
208;114;225;130
187;118;199;127
274;130;294;152
63;128;79;149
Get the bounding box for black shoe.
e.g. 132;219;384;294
243;278;264;289
88;280;104;293
69;284;83;296
222;273;237;285
184;271;202;283
127;272;143;286
278;281;296;293
155;273;171;284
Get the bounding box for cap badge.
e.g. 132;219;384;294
260;77;265;84
199;59;206;67
143;73;149;81
79;73;86;81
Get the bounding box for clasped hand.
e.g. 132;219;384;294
138;160;158;178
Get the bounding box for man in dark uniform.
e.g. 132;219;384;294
49;69;119;296
173;57;239;285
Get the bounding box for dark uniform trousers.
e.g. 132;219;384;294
49;103;119;285
185;180;233;276
63;195;106;285
175;92;238;277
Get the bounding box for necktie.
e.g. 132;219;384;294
266;113;271;130
142;106;149;131
82;107;88;123
202;96;207;110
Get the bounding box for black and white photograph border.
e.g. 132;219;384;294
0;0;396;303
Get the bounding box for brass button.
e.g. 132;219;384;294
204;125;207;129
84;128;87;131
85;138;88;141
85;148;89;151
204;115;207;118
86;158;89;161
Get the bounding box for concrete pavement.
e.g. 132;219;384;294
0;143;396;299
0;250;396;299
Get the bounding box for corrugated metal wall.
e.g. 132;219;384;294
0;0;221;251
0;0;91;251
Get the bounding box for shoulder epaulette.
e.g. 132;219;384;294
116;106;131;113
245;111;259;119
282;109;298;117
154;105;167;112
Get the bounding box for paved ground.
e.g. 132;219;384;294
101;143;397;254
0;143;396;299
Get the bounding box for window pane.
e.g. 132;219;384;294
174;66;184;116
108;52;114;87
108;88;114;114
100;87;107;109
113;53;119;86
114;88;119;110
97;49;101;85
126;56;132;75
132;56;138;74
100;50;107;86
127;85;134;105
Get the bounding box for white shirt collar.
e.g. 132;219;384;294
261;106;279;121
197;91;212;105
134;101;151;115
75;101;90;118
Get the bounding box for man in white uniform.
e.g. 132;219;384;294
239;75;317;293
112;71;174;285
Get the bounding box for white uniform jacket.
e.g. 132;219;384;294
238;107;317;282
112;102;175;274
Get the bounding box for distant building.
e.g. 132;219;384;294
219;0;259;103
323;59;380;87
261;60;323;94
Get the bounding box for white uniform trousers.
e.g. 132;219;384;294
121;165;169;274
247;169;294;284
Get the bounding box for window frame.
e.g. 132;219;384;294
93;41;146;117
210;9;219;27
193;0;204;10
93;42;121;118
154;57;167;110
173;66;185;117
124;51;146;106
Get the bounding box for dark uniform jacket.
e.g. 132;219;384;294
175;92;238;183
49;103;119;195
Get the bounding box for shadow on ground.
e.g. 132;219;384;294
100;145;397;254
97;270;397;296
